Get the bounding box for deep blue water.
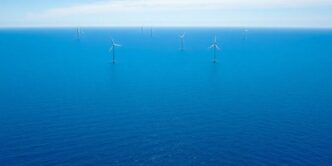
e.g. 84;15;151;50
0;28;332;165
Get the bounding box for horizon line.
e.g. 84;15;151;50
1;25;332;29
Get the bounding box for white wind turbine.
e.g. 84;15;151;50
109;39;121;64
244;28;249;40
209;36;220;63
179;33;185;51
76;27;82;41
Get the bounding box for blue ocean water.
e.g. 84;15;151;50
0;28;332;165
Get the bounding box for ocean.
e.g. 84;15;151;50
0;28;332;165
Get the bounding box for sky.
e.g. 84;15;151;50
1;0;332;27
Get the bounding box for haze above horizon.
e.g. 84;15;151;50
1;0;332;28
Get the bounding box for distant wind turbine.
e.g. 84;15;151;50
150;27;153;38
244;28;249;40
109;39;121;64
179;33;185;51
76;27;82;41
209;36;220;63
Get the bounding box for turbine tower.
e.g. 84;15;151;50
76;27;82;41
109;39;121;64
179;33;185;51
244;28;248;40
209;36;220;63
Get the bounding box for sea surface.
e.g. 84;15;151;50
0;28;332;165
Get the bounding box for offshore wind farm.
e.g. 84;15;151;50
1;0;332;165
1;27;332;165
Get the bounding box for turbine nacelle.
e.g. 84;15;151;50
179;33;185;39
209;36;220;50
110;39;121;51
209;44;220;50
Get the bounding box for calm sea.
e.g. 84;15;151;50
0;28;332;165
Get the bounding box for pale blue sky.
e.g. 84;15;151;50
1;0;332;27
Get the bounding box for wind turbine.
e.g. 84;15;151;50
76;27;82;41
179;33;185;51
150;27;153;38
209;36;220;63
244;28;248;40
109;39;121;64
